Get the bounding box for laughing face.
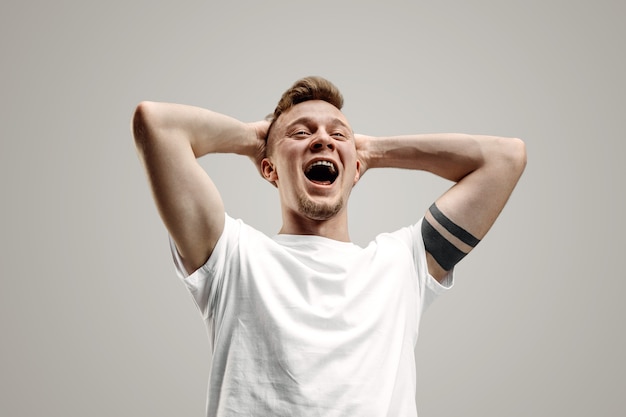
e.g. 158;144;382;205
262;100;361;223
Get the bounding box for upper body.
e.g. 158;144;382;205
132;76;527;415
171;213;450;416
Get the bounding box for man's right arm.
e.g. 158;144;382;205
132;101;267;273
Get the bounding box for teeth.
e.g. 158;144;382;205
306;160;337;173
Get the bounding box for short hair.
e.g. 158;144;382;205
266;76;344;144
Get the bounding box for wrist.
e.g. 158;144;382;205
239;121;267;157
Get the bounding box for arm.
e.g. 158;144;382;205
356;133;527;282
132;101;268;273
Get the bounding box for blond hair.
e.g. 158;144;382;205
270;76;344;123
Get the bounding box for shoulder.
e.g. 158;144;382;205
376;218;454;286
377;218;427;251
217;214;269;248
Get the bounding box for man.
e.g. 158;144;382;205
132;76;526;416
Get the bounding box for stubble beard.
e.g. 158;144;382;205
297;192;344;221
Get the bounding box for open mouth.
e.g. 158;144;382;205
304;160;338;185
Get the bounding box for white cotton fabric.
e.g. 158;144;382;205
170;214;453;417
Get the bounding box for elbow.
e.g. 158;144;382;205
500;137;527;179
132;101;158;151
510;137;527;173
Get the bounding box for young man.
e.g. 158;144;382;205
132;76;526;416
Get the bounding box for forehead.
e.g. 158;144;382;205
276;100;352;130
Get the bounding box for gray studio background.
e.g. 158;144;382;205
1;1;623;416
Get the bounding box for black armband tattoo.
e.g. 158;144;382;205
422;203;480;270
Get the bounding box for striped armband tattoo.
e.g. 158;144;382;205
421;203;481;271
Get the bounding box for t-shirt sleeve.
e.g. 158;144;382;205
169;214;240;320
393;217;454;313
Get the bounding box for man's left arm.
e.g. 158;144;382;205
356;132;527;282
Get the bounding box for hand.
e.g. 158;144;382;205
247;119;271;177
354;133;373;178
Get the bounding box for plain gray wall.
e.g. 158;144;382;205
1;0;624;416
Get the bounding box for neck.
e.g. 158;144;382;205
279;209;351;242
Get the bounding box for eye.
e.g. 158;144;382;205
291;130;310;138
332;132;347;139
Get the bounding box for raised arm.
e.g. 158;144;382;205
132;102;268;273
356;133;526;282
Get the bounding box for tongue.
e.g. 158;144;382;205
309;178;332;185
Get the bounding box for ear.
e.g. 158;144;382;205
261;157;279;187
353;160;361;185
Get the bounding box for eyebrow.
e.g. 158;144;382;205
285;116;351;131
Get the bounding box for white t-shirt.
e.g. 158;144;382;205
171;214;453;417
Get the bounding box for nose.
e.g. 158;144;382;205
309;131;335;151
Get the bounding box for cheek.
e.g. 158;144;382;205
340;146;359;169
273;154;299;182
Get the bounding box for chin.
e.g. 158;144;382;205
297;194;344;220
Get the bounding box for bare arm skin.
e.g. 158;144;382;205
132;102;268;273
356;133;527;282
